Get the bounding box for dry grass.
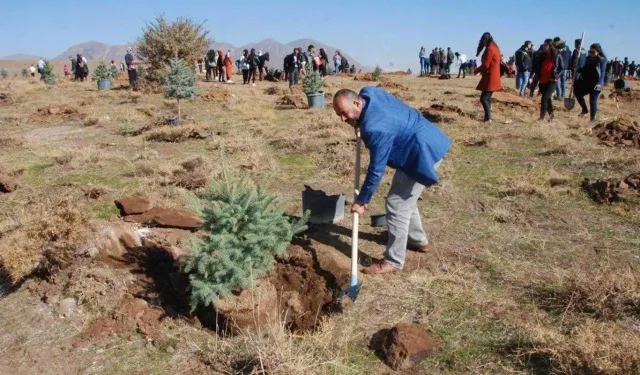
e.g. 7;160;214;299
63;265;130;314
0;70;639;374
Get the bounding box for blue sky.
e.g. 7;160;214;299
2;0;639;69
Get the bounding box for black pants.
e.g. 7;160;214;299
128;69;137;89
539;81;557;118
247;67;256;83
480;91;493;121
242;69;249;84
458;63;470;78
258;65;265;81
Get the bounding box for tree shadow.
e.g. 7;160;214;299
500;340;554;375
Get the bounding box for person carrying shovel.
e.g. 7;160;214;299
332;87;451;275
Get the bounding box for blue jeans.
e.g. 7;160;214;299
516;71;530;96
420;57;426;75
288;69;299;86
334;63;339;74
576;89;601;121
555;70;567;98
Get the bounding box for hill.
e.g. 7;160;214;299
1;54;41;61
45;38;369;70
53;41;128;62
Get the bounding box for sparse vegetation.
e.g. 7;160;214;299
373;64;382;81
92;61;112;81
0;68;8;79
303;70;324;95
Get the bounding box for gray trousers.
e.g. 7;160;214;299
384;161;441;269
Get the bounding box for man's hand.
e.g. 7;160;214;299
351;203;365;216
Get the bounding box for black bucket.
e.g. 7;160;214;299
614;79;630;91
370;213;387;228
166;116;179;127
302;185;345;224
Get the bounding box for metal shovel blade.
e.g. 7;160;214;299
338;282;362;302
564;97;576;111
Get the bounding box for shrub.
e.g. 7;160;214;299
373;65;382;81
136;15;210;81
303;70;324;95
183;178;309;310
21;68;28;78
42;61;54;79
137;65;146;79
92;61;112;81
0;69;8;79
162;58;197;122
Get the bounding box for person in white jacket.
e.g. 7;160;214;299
455;52;470;78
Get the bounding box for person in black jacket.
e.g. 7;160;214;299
574;43;607;124
445;47;454;74
629;61;637;78
283;48;301;87
515;41;533;96
530;40;565;121
553;37;571;99
622;57;629;78
570;38;586;77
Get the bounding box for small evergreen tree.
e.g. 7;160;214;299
373;65;382;81
162;58;197;123
21;68;28;78
109;65;118;79
183;178;309;310
42;61;54;79
303;70;324;95
0;69;8;79
92;61;112;81
137;65;146;79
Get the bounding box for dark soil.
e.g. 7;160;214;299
592;118;640;148
582;172;640;204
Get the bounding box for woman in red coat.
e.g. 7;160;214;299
474;32;502;123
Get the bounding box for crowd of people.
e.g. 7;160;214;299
472;32;619;125
418;47;478;78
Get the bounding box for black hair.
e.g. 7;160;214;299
476;32;494;57
590;43;606;59
524;40;532;46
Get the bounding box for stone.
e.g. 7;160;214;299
58;297;77;318
48;107;61;115
114;196;153;216
124;207;204;230
378;323;436;370
0;176;17;193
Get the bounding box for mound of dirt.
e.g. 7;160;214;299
215;241;350;334
608;90;640;103
427;103;478;120
582;172;640;204
0;92;12;106
354;73;375;81
492;91;536;110
0;175;17;193
264;86;287;96
378;80;408;91
169;156;213;190
199;90;233;102
36;105;80;116
592;118;640;148
420;108;453;124
392;91;416;102
277;94;306;109
373;323;436;370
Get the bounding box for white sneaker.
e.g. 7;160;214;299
227;80;233;84
252;83;256;87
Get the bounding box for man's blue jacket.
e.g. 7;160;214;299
356;86;452;204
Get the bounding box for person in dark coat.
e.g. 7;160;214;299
553;37;571;99
574;43;607;123
283;48;301;87
570;38;587;77
622;57;629;77
125;47;137;89
247;48;259;84
474;32;502;123
258;52;270;81
515;41;533;96
530;40;565;121
319;48;329;77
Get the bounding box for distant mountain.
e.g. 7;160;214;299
54;41;128;61
48;38;369;70
210;38;370;72
1;54;41;61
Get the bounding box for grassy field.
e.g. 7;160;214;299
0;67;639;375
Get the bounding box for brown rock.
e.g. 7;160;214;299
378;323;436;370
114;196;153;215
48;107;61;115
0;176;17;193
124;207;204;230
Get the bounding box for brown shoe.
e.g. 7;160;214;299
408;242;430;253
362;261;400;275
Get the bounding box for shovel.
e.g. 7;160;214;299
564;32;585;111
338;132;363;302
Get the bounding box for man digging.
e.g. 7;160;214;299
333;87;451;274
